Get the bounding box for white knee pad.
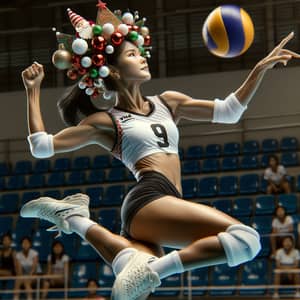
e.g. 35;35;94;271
218;224;261;267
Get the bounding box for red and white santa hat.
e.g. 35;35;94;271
67;8;87;28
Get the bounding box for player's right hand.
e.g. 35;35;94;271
21;61;45;89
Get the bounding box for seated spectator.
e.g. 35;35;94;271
84;279;106;300
264;155;291;194
41;240;69;300
14;236;41;300
271;206;294;257
273;236;300;299
0;233;17;289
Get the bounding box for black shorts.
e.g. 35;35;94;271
120;171;182;238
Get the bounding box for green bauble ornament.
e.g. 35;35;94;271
138;46;145;56
129;31;139;41
90;68;99;78
93;25;103;36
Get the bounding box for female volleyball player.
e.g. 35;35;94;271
20;10;299;298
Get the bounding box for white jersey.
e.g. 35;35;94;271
264;165;287;185
108;95;179;179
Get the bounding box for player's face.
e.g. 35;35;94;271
116;41;151;83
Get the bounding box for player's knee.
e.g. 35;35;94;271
218;224;261;267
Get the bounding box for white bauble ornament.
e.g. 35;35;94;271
136;35;144;47
103;23;115;36
78;81;87;89
122;12;134;25
118;24;129;35
99;66;110;78
85;87;95;96
81;56;92;68
105;45;115;54
72;38;88;55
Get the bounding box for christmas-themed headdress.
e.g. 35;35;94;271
52;0;151;99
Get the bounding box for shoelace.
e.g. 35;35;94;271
122;263;156;298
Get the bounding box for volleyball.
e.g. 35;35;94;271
202;5;254;58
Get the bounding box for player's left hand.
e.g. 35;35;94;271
256;32;300;71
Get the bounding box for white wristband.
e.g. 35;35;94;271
27;131;54;158
212;93;247;124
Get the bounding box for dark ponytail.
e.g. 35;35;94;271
57;84;101;127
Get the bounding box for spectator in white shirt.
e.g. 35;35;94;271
271;206;294;257
273;236;300;299
41;240;69;300
264;155;291;194
14;236;41;300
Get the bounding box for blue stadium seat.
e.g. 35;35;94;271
252;215;273;234
240;155;258;169
27;174;45;188
21;191;41;205
63;188;82;197
92;155;111;169
76;240;99;261
202;158;219;173
240;174;259;194
107;167;127;182
32;230;54;260
205;144;222;158
232;197;254;217
43;190;61;199
103;185;125;206
198;177;217;197
281;152;298;166
240;259;268;295
6;175;26;190
235;216;251;226
70;262;98;298
14;217;36;241
258;235;271;257
182;160;201;175
260;177;268;193
219;176;238;196
46;172;65;187
184;268;209;296
223;142;240;156
178;147;184;160
98;209;119;232
212;199;232;214
72;156;90;170
280;137;298;151
0;162;10;176
255;195;276;215
67;170;86;185
111;157;124;168
262;138;279;153
86;187;104;208
182;178;198;199
0;177;6;190
14;160;32;174
154;275;181;297
87;169;106;184
210;264;238;296
260;154;269;168
185;145;204;160
278;194;298;214
242;140;259;154
0;216;13;236
0;193;19;213
221;156;239;171
99;263;114;294
52;157;71;171
33;159;50;173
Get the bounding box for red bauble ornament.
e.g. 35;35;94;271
92;36;106;51
84;76;94;87
132;25;139;32
111;32;124;46
78;66;87;75
91;89;100;99
92;54;105;67
144;35;151;46
71;55;81;69
67;69;78;80
127;25;133;31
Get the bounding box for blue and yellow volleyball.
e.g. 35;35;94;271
202;5;254;58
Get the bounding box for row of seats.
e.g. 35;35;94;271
0;137;298;176
182;152;299;174
0;258;283;299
